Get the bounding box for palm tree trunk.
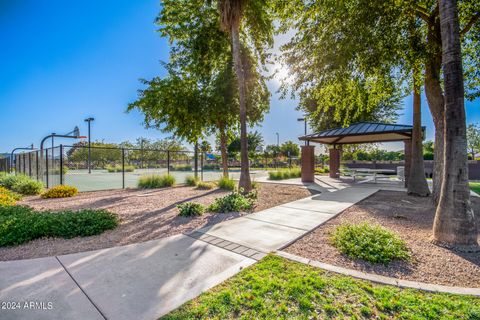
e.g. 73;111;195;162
231;23;252;192
424;16;445;205
433;0;478;249
219;124;229;178
407;79;430;196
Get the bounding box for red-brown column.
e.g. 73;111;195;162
329;147;341;178
301;145;315;182
404;140;412;188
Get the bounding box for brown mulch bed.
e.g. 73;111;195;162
0;183;313;261
285;190;480;288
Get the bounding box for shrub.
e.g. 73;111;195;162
170;164;192;171
177;202;205;217
315;167;330;174
218;176;235;190
268;168;301;180
0;187;22;206
106;165;134;173
138;174;175;188
208;190;256;213
330;223;411;265
41;185;78;199
0;174;27;189
0;192;16;206
11;179;44;195
0;206;118;246
196;181;216;190
202;164;220;170
185;175;199;187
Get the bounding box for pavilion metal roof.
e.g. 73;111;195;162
299;122;421;145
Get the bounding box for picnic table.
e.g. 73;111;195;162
341;168;397;183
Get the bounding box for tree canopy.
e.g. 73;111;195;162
128;0;271;144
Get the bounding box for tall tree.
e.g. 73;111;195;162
277;0;480;203
408;75;431;196
433;0;478;248
129;1;270;179
217;0;273;192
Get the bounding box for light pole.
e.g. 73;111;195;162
297;117;308;145
84;117;94;174
275;132;279;169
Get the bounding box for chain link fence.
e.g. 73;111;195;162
7;145;302;191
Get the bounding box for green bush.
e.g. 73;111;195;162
177;202;205;217
196;181;216;190
11;179;44;195
202;164;220;170
208;190;256;213
0;206;118;246
330;223;411;265
315;167;330;174
0;174;44;195
106;165;135;173
170;164;192;171
138;174;175;188
0;174;27;189
41;185;78;199
218;176;235;190
268;168;301;180
185;175;199;187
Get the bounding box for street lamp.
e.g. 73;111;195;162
84;117;95;174
297;117;308;145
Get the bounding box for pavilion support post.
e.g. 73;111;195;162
404;140;412;188
329;146;341;178
301;145;315;183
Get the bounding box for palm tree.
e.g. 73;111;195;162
217;0;251;191
433;0;478;249
216;0;272;192
407;77;430;197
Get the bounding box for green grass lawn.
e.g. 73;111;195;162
162;255;480;319
470;182;480;195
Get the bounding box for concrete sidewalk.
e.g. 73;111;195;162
0;235;255;320
0;184;379;320
197;186;378;251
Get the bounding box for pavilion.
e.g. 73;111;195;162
298;122;423;186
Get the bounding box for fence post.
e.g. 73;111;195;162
122;148;125;189
194;143;198;179
45;149;49;188
36;151;39;181
200;152;204;181
23;153;26;174
167;150;170;175
28;152;32;177
60;145;64;185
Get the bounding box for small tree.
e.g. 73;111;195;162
466;123;480;160
280;141;300;158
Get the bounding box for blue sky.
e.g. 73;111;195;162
0;0;478;153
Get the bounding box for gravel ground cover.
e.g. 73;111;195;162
285;190;480;287
1;183;313;261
